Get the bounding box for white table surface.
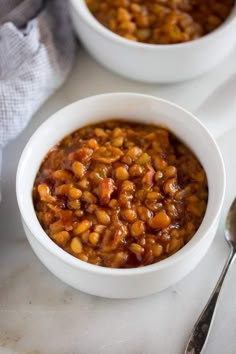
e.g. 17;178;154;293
1;44;236;354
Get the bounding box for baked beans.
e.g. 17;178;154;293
85;0;234;44
33;120;208;268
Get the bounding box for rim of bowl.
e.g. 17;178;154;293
70;0;236;50
16;93;225;276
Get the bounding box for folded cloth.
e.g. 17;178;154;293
0;0;76;148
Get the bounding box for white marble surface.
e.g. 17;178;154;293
1;44;236;354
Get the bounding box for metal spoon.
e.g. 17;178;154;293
185;198;236;354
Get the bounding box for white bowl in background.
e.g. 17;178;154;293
16;93;225;298
70;0;236;83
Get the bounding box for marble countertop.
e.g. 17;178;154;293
1;45;236;354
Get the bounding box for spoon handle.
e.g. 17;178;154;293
185;247;235;354
0;148;2;202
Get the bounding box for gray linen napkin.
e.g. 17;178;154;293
0;0;76;200
0;0;75;148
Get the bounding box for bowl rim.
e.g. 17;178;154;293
70;0;236;50
16;92;225;276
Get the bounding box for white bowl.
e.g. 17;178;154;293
16;93;225;298
70;0;236;83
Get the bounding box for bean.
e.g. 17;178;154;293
164;166;177;178
121;209;137;222
115;0;129;7
119;193;132;208
117;8;132;22
163;178;179;195
136;152;151;165
115;166;129;180
146;236;155;245
166;237;183;254
89;232;100;245
187;200;206;217
74;220;91;235
170;229;180;239
119;21;136;33
92;146;123;163
130;4;142;13
94;128;108;138
145;200;163;212
71;237;83;253
68;200;81;210
129;164;144;177
155;171;163;181
146;191;162;201
55;184;73;195
86;204;98;214
75;210;84;218
49;220;64;234
72;161;86;179
165;203;178;219
121;180;135;193
154;156;167;170
52;231;70;247
124;33;137;41
112;136;124;147
126;146;143;160
81;231;90;243
112;127;122;137
138;236;146;247
137;206;152;221
152;243;164;257
96;209;111;225
82;191;97;204
108;199;118;208
78;253;89;262
78;178;90;190
109;18;118;31
130;220;145;237
149;210;171;229
129;243;144;255
88;138;98;149
110;252;127;268
136;28;151;41
53;170;72;181
38;184;55;203
136;14;150;28
94;224;106;234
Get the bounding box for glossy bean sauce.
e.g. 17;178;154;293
33;120;208;268
86;0;234;44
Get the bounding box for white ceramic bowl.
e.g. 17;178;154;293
70;0;236;83
16;93;225;298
